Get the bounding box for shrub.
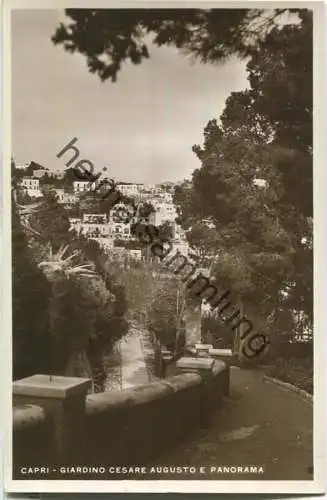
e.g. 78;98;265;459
147;280;184;349
266;356;313;394
12;202;52;379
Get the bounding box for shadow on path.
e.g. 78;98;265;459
149;367;313;481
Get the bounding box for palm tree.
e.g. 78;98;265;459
38;243;96;279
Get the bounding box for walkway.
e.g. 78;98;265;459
104;321;152;390
103;332;313;481
150;367;313;481
120;323;151;390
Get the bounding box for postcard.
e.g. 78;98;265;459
2;0;325;494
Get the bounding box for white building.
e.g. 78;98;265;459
69;217;110;237
15;162;30;171
142;183;157;192
111;247;142;262
82;223;110;237
109;202;137;224
253;178;267;188
173;223;187;241
20;177;42;198
89;237;114;253
54;189;78;205
152;201;177;225
83;213;107;224
170;239;189;256
116;183;142;197
111;222;131;240
128;249;142;261
51;169;65;179
33;169;48;178
73;181;95;193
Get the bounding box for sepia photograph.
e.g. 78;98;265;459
2;0;325;494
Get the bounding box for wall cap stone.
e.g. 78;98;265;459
86;390;134;415
195;344;213;352
209;348;233;357
128;381;173;405
86;374;202;416
161;373;202;392
13;374;91;400
176;356;215;371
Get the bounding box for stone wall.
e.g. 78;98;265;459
13;404;54;473
12;360;229;479
85;373;202;470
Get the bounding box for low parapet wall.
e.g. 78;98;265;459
13;404;54;471
12;361;229;479
85;373;202;468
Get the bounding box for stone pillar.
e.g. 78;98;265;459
195;343;213;357
209;348;236;367
13;374;91;466
184;300;202;347
176;357;227;427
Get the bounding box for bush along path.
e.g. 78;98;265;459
149;366;313;481
265;357;313;395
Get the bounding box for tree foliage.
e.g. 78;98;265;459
52;8;305;82
137;201;155;221
201;313;234;349
157;221;174;241
28;190;71;252
147;278;185;350
173;14;312;335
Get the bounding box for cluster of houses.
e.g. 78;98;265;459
16;162;189;262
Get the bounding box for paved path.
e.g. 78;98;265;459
104;322;152;391
120;324;150;389
151;367;313;481
103;333;313;481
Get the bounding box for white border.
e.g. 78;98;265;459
2;0;326;494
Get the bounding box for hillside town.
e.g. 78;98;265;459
15;161;190;263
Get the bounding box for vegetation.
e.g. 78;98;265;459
158;221;174;241
50;9;312;341
137;201;155;221
12;199;52;380
14;8;312;388
12;169;128;388
266;357;313;394
173;12;313;365
201;313;234;350
147;278;186;352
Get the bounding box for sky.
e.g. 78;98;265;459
12;9;249;184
